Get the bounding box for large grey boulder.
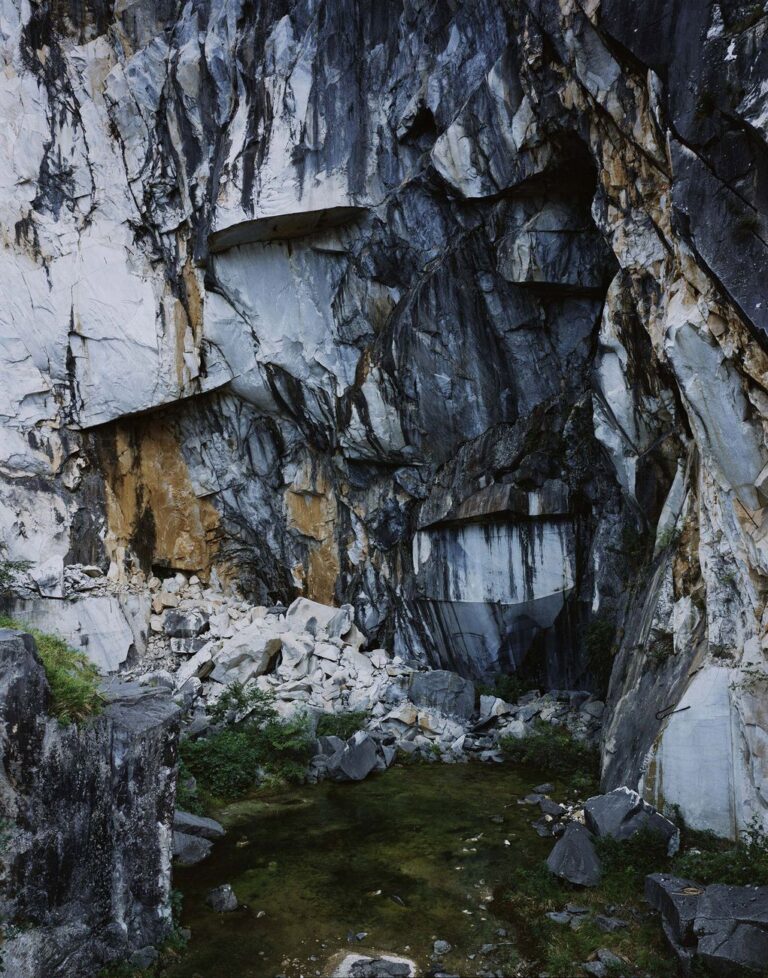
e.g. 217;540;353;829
694;884;768;976
645;873;702;968
328;731;379;782
172;831;213;866
205;884;238;913
646;874;768;975
546;822;602;886
585;786;679;855
164;608;210;638
173;810;225;840
408;670;475;720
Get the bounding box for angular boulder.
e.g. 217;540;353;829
328;731;378;782
172;831;213;866
163;609;210;638
205;884;238;913
546;822;602;886
408;670;475;720
694;884;768;976
173;810;225;840
645;872;702;968
585;786;679;855
209;623;282;684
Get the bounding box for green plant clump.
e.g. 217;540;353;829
500;721;600;791
180;682;314;804
674;819;768;887
0;616;103;724
476;672;538;704
315;710;368;741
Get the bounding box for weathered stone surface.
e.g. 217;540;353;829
172;832;213;867
205;884;238;913
0;630;181;978
546;823;602;887
408;671;476;720
585;787;679;855
0;0;766;842
328;731;379;783
163;609;210;639
173;810;225;841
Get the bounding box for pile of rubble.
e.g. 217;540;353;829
129;583;606;776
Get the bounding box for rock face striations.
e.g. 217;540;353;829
0;1;766;838
0;629;181;978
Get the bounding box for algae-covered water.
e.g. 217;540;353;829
168;762;552;977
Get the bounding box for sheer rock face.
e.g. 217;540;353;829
0;630;181;977
0;0;766;836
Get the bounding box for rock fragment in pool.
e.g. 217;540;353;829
173;809;225;839
331;953;416;977
205;884;238;913
172;831;212;866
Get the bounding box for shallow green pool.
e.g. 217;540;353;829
168;761;552;977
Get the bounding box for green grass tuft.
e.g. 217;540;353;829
500;721;600;793
315;709;368;740
0;616;103;724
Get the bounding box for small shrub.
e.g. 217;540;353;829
500;722;600;791
207;681;276;727
647;633;675;669
0;545;30;593
596;829;671;903
316;710;368;740
476;673;536;704
673;818;768;886
180;684;314;802
0;616;103;724
181;728;263;799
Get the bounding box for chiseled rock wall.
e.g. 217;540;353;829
0;0;766;836
0;629;181;977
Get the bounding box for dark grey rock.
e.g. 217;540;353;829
205;884;238;913
173;810;225;840
348;958;412;978
546;822;602;886
594;914;628;933
540;798;566;817
694;884;768;976
585;787;679;854
164;608;210;638
173;831;213;866
645;872;704;969
328;731;378;782
129;947;159;969
0;630;181;978
433;939;452;955
408;671;475;720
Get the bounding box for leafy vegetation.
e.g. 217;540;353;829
596;829;671;903
476;673;538;704
500;721;600;794
0;545;29;593
674;818;768;887
0;616;103;724
180;682;314;806
315;709;368;740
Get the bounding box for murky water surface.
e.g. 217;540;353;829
168;761;551;977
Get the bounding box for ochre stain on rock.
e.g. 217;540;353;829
285;457;339;605
100;416;220;575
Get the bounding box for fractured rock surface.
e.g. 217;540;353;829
0;0;765;841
